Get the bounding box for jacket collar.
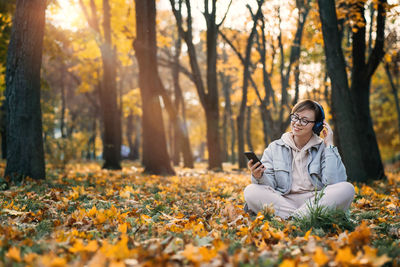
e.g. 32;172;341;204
276;132;323;150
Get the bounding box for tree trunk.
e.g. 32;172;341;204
385;63;400;137
170;0;222;170
246;105;253;152
317;0;368;181
126;112;136;160
222;100;228;162
130;117;141;160
134;0;174;175
171;26;194;168
60;63;66;138
237;4;262;168
5;0;46;181
99;0;121;169
348;0;386;181
0;101;6;159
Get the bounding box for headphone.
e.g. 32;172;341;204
312;101;325;136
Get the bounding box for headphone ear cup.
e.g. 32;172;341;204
313;122;323;135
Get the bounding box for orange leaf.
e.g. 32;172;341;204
118;223;128;234
313;247;329;266
280;259;296;267
335;246;354;264
304;228;312;241
5;246;21;262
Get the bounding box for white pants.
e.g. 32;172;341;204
244;182;355;219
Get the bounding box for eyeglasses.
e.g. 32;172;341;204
290;113;316;126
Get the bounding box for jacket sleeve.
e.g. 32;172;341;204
251;145;277;188
321;146;347;185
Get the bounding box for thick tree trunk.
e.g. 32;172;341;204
100;0;121;169
204;1;222;170
349;0;386;181
5;0;46;181
317;0;368;181
134;0;174;175
351;80;385;180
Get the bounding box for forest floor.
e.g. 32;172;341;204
0;161;399;266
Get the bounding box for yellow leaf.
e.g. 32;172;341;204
362;245;392;267
23;253;37;264
335;246;354;264
69;239;86;253
86;240;99;253
118;223;128;234
5;246;21;262
313;247;329;266
88;206;98;217
348;221;371;249
182;244;201;263
199;246;217;262
280;259;296;267
304;228;312;241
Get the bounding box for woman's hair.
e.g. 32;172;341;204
291;99;323;122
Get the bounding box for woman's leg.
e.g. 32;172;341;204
244;184;297;219
293;182;355;218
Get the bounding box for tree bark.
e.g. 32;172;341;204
385;63;400;143
99;0;121;169
348;0;386;181
246;105;253;152
237;3;262;168
171;18;194;168
78;0;122;169
170;0;224;170
5;0;46;181
317;0;368;181
134;0;174;175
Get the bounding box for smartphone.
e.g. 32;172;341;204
244;151;263;166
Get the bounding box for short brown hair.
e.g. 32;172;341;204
291;99;323;122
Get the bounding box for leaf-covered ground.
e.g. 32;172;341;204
0;162;399;266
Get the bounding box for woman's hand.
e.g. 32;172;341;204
248;160;265;179
321;120;334;146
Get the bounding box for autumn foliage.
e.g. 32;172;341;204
0;163;399;266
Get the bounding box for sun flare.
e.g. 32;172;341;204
47;0;83;31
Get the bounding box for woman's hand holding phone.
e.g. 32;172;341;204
248;160;265;179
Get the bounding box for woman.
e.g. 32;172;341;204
244;100;355;219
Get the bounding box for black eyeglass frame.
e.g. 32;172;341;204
289;113;316;126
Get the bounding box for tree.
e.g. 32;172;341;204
134;0;175;175
0;1;15;159
4;0;46;181
170;0;231;170
235;1;262;168
79;0;122;169
318;0;389;182
317;0;368;181
220;0;310;167
345;0;387;180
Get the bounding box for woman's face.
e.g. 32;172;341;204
290;109;316;138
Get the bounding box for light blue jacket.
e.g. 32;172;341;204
251;134;348;195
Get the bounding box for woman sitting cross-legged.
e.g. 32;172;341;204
244;99;355;219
